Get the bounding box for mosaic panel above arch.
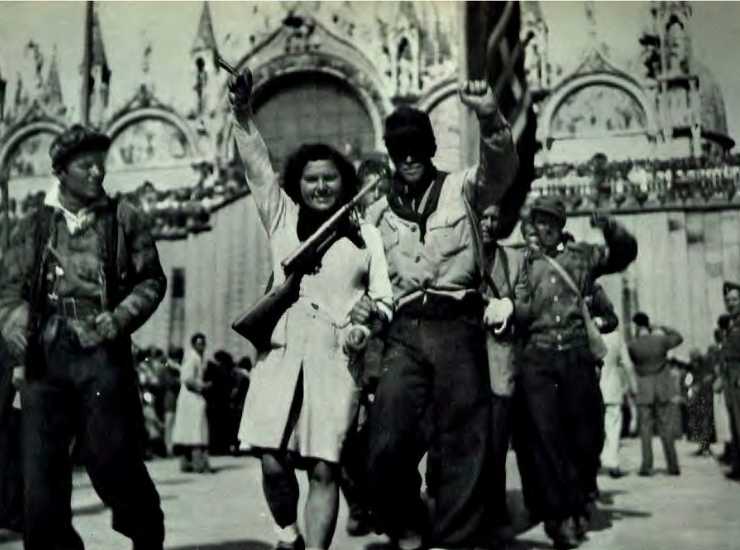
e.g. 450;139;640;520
6;131;56;178
249;71;376;172
551;84;648;139
107;118;193;171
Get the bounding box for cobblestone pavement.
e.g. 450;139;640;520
2;438;739;549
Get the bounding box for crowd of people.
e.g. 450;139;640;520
1;64;739;550
133;337;252;465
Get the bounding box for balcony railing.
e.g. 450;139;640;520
531;155;740;213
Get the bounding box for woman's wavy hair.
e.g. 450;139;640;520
282;143;360;209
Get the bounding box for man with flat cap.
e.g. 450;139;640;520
628;312;683;478
720;281;740;479
357;80;517;550
495;196;637;549
0;124;167;549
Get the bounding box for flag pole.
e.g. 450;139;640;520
80;1;93;126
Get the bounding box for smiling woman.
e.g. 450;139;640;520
228;69;392;550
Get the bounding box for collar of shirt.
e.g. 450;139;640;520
44;183;97;235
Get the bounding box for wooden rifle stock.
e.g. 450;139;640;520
232;179;381;352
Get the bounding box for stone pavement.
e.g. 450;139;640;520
2;438;739;549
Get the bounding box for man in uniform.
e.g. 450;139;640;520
628;312;683;477
0;124;167;550
720;281;740;479
494;196;637;549
359;81;518;550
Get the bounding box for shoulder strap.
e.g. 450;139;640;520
543;254;583;302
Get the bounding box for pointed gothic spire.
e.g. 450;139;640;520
191;1;218;55
14;72;27;113
44;46;64;111
80;1;111;126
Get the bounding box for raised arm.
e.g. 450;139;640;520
458;81;519;211
590;216;638;278
228;69;288;235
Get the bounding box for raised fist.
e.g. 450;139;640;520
590;210;612;230
458;80;498;116
227;68;254;124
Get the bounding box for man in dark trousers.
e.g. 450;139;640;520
496;197;637;549
628;312;683;477
0;124;167;550
359;80;518;550
720;281;740;479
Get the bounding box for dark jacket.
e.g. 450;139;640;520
0;197;166;374
513;220;637;350
628;327;683;377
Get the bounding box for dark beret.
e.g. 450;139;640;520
384;106;436;160
530;196;567;226
50;124;111;170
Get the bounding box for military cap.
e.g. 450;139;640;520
530;196;567;227
723;281;740;296
50;124;111;170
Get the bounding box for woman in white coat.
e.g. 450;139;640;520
172;333;212;473
229;72;393;550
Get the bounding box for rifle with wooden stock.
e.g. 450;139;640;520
231;178;381;352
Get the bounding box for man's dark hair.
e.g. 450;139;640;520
632;312;651;329
191;332;206;346
282;143;359;208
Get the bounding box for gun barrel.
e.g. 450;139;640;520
280;178;381;272
215;53;237;76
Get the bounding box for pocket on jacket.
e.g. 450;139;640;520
427;211;468;257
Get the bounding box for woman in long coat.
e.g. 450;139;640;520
172;333;211;473
230;73;393;550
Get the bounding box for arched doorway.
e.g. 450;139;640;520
251;71;376;172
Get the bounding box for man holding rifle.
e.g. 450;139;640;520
359;82;518;550
0;125;166;550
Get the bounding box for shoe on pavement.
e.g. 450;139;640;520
638;468;653;477
572;515;589;541
275;535;305;550
667;467;681;476
346;509;373;537
608;468;625;479
544;518;580;550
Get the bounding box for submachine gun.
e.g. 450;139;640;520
231;179;381;353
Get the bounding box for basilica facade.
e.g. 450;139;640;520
0;1;738;359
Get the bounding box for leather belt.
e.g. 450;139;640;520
46;296;103;320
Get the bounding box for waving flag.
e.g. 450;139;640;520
466;0;538;238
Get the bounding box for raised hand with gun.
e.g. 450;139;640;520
226;63;393;550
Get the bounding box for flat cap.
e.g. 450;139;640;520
50;124;111;170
